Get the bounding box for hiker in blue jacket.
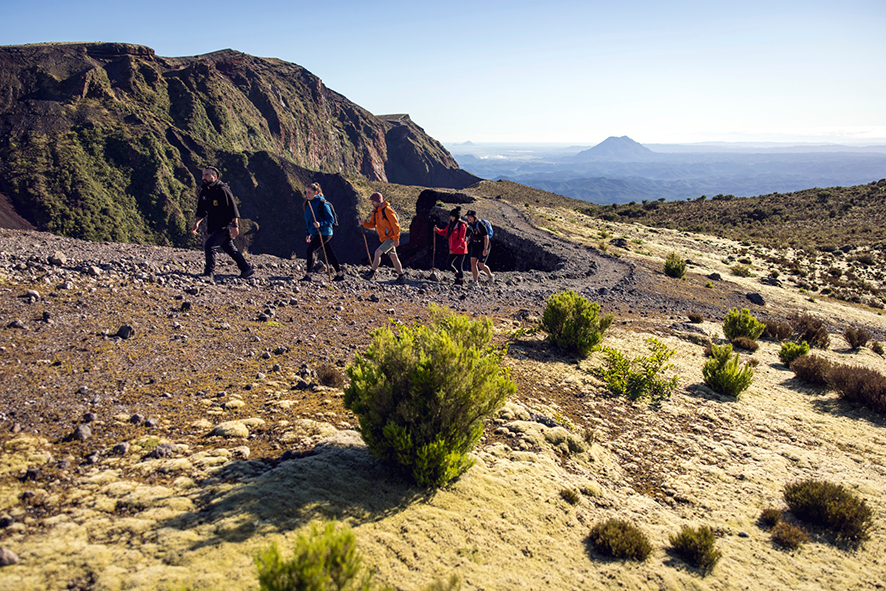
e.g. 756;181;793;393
302;182;344;281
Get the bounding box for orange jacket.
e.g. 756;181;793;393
362;202;401;242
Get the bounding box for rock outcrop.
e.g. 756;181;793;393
0;43;478;255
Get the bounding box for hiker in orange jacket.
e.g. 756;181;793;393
360;192;405;283
434;206;468;285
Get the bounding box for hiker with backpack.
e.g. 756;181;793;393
360;192;406;284
302;182;344;282
465;210;494;285
192;166;254;280
434;206;468;285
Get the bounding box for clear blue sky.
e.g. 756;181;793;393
2;0;884;145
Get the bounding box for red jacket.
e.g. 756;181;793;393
436;221;468;254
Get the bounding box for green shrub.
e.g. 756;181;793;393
790;313;830;349
702;343;754;397
344;306;515;487
826;364;886;414
771;521;810;550
722;308;765;341
316;363;346;389
778;341;810;366
790;354;832;386
731;336;759;352
255;520;387;591
668;525;721;573
730;263;752;277
759;507;783;527
763;319;793;342
688;312;704;323
783;479;874;545
588;519;652;561
664;252;687;278
540;291;614;358
871;341;885;356
844;326;871;350
596;337;679;403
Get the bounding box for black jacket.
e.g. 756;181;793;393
196;181;240;233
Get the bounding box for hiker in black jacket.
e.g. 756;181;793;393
191;167;254;280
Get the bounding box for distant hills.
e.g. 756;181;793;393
0;42;478;255
448;137;886;203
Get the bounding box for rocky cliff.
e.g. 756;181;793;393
0;42;478;256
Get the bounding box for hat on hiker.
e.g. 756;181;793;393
466;210;477;218
449;206;462;218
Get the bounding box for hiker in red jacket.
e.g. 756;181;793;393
434;206;468;285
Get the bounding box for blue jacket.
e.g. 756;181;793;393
304;196;334;237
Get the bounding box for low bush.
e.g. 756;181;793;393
702;343;754;397
790;354;832;386
316;363;346;388
730;263;752;277
771;522;810;550
723;308;765;341
668;525;721;573
588;519;652;561
871;341;885;356
560;488;581;505
541;290;614;358
778;341;810;366
596;338;679;404
790;313;830;349
731;336;759;352
759;507;783;527
783;479;874;545
664;252;687;278
826;364;886;414
345;305;515;487
844;326;871;350
763;319;793;342
255;520;387;591
688;312;704;324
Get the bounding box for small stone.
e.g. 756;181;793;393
129;414;144;424
0;547;19;566
746;292;765;306
144;442;176;459
7;320;25;330
209;421;250;438
738;531;750;538
144;418;158;428
10;423;21;434
23;469;39;481
116;325;135;339
86;453;100;465
0;516;14;529
83;412;97;423
72;425;91;441
231;446;250;460
48;252;67;266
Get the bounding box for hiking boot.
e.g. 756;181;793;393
488;273;495;284
240;268;255;279
455;278;465;286
299;274;312;282
198;271;214;281
333;273;346;282
395;274;406;284
363;269;377;281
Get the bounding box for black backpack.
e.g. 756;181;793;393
317;198;339;227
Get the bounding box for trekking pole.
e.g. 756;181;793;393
307;201;334;283
361;231;372;266
429;227;439;282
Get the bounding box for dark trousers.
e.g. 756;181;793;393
306;234;341;273
204;229;250;274
447;253;465;280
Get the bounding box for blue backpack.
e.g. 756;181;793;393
479;218;493;238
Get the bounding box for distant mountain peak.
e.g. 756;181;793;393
574;136;654;161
